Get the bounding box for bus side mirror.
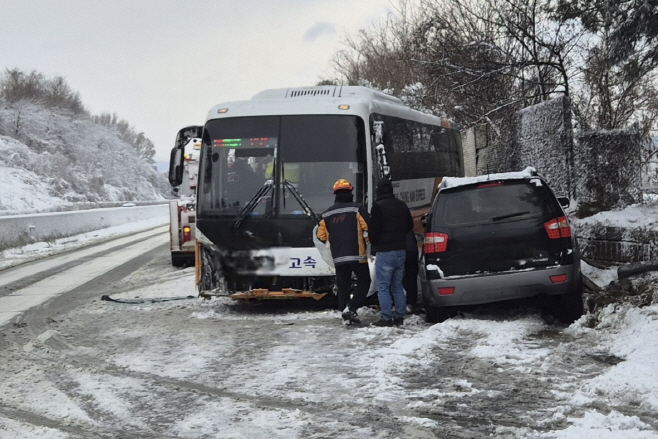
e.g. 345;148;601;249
421;213;429;227
169;125;202;187
558;197;570;208
169;147;184;187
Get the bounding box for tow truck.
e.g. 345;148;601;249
168;137;199;267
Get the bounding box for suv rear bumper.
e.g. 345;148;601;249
420;264;580;308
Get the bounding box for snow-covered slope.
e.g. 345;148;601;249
0;101;170;214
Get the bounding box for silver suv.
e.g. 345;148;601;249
420;168;584;324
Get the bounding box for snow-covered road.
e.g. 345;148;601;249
0;235;657;438
0;226;167;326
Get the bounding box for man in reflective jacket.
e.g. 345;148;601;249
317;179;370;325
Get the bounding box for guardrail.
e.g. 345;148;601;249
0;200;170;216
573;222;658;265
0;204;169;251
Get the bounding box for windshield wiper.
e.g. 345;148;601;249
491;211;530;221
232;180;274;228
282;179;321;224
282;159;286;210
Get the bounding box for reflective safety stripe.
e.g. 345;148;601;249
322;206;359;218
333;255;366;263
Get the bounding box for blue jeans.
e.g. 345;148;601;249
375;250;406;320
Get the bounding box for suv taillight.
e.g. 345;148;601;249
424;232;449;253
544;216;572;239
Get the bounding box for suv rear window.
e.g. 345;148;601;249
440;180;550;225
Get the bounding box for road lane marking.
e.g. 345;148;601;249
0;226;168;290
0;234;167;327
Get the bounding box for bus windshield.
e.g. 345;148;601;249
199;115;365;217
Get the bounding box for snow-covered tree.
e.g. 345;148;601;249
0;69;168;213
333;0;658;140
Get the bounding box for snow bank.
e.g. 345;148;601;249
573;305;658;412
0;164;67;212
573;202;658;229
441;166;537;189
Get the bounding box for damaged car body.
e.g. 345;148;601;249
420;167;584;324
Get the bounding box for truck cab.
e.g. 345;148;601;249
169;137;200;267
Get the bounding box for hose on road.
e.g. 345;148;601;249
100;295;196;304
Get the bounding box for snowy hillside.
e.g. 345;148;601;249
0;101;170;214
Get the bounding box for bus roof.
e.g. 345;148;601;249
206;86;448;127
251;85;403;105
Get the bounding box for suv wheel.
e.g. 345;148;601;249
425;306;450;324
546;292;584;324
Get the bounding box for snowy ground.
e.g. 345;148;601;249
1;254;657;437
0;204;657;437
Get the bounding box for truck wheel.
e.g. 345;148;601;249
171;252;188;267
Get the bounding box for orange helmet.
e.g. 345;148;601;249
333;179;354;193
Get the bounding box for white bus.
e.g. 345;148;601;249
168;85;464;300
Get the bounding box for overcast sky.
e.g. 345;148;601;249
0;0;402;163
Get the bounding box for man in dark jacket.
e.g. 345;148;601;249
317;179;370;325
369;177;414;327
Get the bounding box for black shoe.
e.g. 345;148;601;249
393;317;404;326
370;318;393;327
342;310;361;325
